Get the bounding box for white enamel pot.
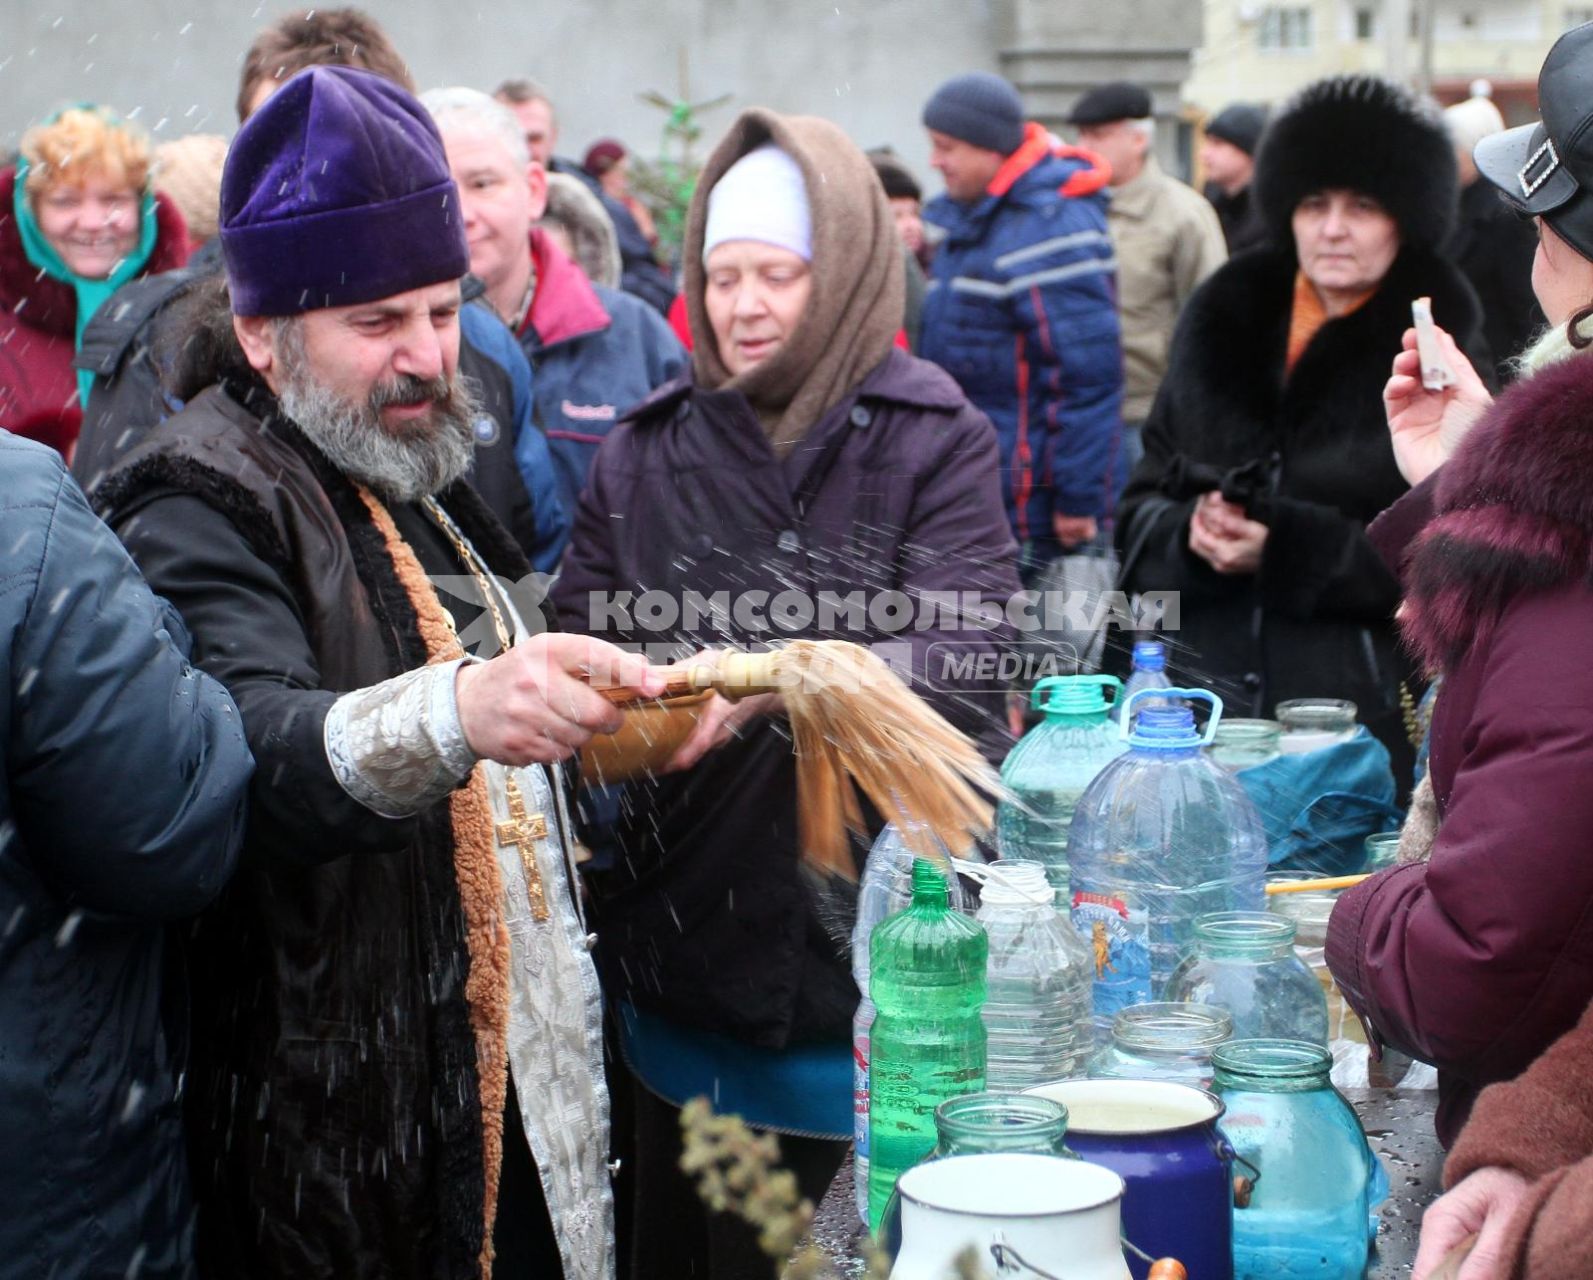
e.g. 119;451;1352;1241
890;1152;1131;1280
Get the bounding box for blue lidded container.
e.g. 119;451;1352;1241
1026;1078;1235;1280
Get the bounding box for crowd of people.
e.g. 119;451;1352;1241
2;5;1591;1280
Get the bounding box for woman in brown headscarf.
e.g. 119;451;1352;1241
554;108;1020;1277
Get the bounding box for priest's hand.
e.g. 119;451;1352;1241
1385;325;1493;488
455;634;665;766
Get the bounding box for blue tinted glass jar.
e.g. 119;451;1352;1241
1166;912;1329;1046
1213;1040;1384;1280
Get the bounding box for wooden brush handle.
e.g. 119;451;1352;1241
1265;873;1374;895
596;670;704;708
593;651;783;709
1426;1233;1477;1280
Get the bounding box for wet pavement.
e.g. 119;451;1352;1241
800;1087;1440;1278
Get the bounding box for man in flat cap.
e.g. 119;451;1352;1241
1070;81;1226;473
1201;102;1270;256
93;64;662;1279
917;71;1124;585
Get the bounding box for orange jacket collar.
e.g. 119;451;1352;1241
986;122;1113;200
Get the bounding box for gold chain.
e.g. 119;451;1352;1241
421;498;549;921
421;497;513;657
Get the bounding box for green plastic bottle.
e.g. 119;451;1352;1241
865;859;988;1230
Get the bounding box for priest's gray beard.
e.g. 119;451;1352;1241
274;319;480;504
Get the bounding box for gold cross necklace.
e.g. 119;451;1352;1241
422;497;550;923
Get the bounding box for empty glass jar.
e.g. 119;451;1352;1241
1087;1001;1234;1088
1206;718;1283;771
1363;831;1401;871
1268;882;1363;1047
933;1091;1071;1158
1166;912;1329;1046
1213;1040;1384;1280
1275;699;1358;754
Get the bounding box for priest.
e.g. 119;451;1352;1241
95;66;659;1280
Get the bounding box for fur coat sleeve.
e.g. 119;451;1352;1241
1443;997;1593;1280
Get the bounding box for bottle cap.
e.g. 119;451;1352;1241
1131;641;1167;672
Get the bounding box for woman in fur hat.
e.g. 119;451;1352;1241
1114;75;1487;783
1326;24;1593;1270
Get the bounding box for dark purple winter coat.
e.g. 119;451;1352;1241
1327;355;1593;1147
553;347;1021;1049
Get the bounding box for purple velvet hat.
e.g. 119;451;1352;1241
219;65;469;316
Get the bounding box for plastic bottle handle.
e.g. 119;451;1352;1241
1119;686;1225;745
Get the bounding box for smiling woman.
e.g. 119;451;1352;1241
0;105;189;457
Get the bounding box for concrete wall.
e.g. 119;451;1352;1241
0;0;1005;190
996;0;1205;173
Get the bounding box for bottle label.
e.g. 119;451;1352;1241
1072;890;1152;1015
853;1030;870;1159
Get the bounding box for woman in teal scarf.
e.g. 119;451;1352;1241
0;105;189;458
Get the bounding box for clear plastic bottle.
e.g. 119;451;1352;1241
867;860;987;1230
1068;688;1269;1042
1112;640;1172;723
977;860;1095;1089
1166;912;1330;1045
851;825;968;1223
1087;1001;1234;1088
996;676;1125;896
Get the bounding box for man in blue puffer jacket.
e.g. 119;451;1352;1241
919;72;1125;579
1;432;252;1277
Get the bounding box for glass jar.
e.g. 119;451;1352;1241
1275;699;1358;754
933;1091;1071;1158
1088;1001;1234;1088
1213;1040;1384;1280
1363;831;1401;871
1206;718;1282;771
1268;881;1363;1046
1166;912;1329;1045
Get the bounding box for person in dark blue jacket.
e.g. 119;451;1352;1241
918;72;1125;578
0;432;252;1279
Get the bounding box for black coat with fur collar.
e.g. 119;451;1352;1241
94;383;541;1279
1115;245;1485;769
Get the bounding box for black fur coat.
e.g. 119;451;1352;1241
1115;244;1486;770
